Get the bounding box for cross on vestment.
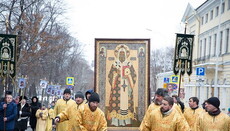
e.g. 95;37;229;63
3;63;8;71
122;80;127;92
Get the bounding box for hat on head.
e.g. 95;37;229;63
206;97;220;109
5;91;12;95
75;91;84;99
155;88;169;97
85;89;93;95
63;88;71;94
85;89;94;100
89;92;100;103
19;96;28;102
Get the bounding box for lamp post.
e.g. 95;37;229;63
213;0;223;97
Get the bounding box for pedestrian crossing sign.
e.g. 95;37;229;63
66;77;74;85
170;75;179;84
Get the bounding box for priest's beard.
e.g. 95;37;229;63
154;99;162;105
119;56;125;63
160;107;169;113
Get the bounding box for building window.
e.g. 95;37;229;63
204;38;206;58
199;40;202;58
228;0;230;10
209;36;212;56
214;34;217;56
205;13;208;23
216;6;219;17
201;17;204;25
210;10;213;20
221;2;225;14
226;28;229;53
220;31;223;55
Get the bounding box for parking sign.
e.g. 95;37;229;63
196;67;205;76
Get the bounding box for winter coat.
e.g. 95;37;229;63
29;96;41;129
15;103;31;130
0;101;17;131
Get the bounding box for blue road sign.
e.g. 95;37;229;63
164;77;170;83
171;75;179;83
67;85;73;90
66;77;74;85
196;67;205;76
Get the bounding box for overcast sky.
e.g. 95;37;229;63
63;0;206;63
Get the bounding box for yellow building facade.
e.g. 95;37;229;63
181;0;230;112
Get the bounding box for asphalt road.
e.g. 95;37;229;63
25;127;32;131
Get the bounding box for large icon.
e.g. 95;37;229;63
66;77;74;85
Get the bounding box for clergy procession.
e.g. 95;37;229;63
0;87;229;131
1;0;230;131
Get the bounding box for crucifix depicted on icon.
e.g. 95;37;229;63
122;79;127;92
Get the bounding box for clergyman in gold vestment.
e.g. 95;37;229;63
54;88;75;131
141;96;190;131
196;97;230;131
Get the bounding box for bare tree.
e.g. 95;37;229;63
0;0;94;99
150;46;174;93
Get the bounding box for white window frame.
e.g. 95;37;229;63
221;2;225;14
216;6;219;17
210;10;213;20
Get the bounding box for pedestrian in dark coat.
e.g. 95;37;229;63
14;96;31;131
29;96;41;131
0;91;17;131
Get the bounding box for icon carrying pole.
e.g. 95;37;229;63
177;21;187;97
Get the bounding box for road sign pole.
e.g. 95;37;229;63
178;72;182;97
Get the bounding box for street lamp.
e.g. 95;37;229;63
213;0;223;97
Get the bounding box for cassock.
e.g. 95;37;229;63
46;108;55;131
143;108;190;131
196;112;230;131
36;109;48;131
183;107;203;130
139;103;160;130
57;102;85;131
77;104;107;131
54;98;75;131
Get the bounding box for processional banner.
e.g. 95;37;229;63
173;33;194;76
95;39;150;130
0;34;17;78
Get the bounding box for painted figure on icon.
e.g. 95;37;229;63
107;44;137;126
